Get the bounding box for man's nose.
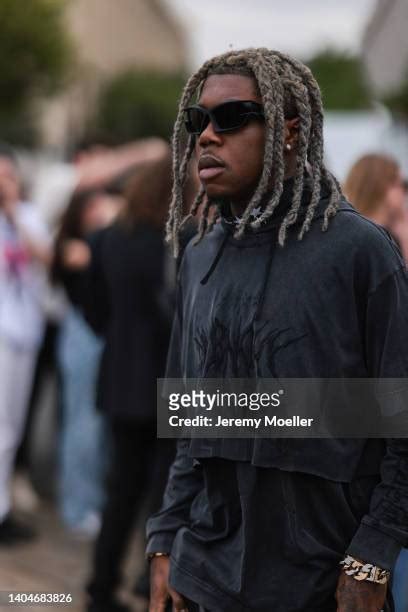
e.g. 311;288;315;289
198;120;223;148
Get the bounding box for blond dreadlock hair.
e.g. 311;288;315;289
166;48;342;257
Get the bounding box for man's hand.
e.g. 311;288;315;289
149;555;189;612
336;571;387;611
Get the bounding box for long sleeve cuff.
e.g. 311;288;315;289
146;532;176;557
347;517;404;571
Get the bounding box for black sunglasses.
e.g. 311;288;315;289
184;100;264;136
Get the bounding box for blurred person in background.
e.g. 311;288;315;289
344;153;408;263
0;143;51;544
77;149;176;612
51;188;122;537
344;153;408;612
14;141;170;508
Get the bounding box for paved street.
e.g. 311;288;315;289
0;500;148;612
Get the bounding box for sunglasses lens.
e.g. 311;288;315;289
185;108;209;135
213;102;247;131
184;102;263;135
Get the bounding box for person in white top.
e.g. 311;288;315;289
0;144;51;544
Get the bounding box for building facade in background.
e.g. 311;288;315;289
362;0;408;95
40;0;187;151
357;0;408;176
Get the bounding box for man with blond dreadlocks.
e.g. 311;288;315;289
146;48;408;612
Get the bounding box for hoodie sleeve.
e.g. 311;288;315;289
347;265;408;570
146;438;204;555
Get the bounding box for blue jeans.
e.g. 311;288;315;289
393;548;408;612
57;308;109;529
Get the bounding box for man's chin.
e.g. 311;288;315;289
202;183;232;201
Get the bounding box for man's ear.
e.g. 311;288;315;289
284;117;300;148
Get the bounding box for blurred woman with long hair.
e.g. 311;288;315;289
52;189;120;536
83;149;176;612
344;153;408;262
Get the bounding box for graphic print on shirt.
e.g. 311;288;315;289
4;241;30;284
1;218;32;296
194;291;308;377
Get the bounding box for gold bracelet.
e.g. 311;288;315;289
340;555;390;584
147;552;169;562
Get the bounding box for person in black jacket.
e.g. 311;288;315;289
146;48;408;612
84;151;176;612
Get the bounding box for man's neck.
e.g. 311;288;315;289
230;166;297;218
230;201;249;217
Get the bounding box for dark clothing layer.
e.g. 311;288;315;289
167;458;393;611
84;222;170;422
147;179;408;611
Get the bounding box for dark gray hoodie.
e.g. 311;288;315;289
147;179;408;611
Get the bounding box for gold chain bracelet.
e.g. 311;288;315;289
340;555;390;584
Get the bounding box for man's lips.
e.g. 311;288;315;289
198;154;225;180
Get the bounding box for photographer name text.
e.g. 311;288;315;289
168;415;314;429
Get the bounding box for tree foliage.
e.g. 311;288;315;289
306;49;372;111
90;69;186;145
0;0;72;145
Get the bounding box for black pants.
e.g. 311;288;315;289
87;419;174;601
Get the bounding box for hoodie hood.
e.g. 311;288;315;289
200;174;337;284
